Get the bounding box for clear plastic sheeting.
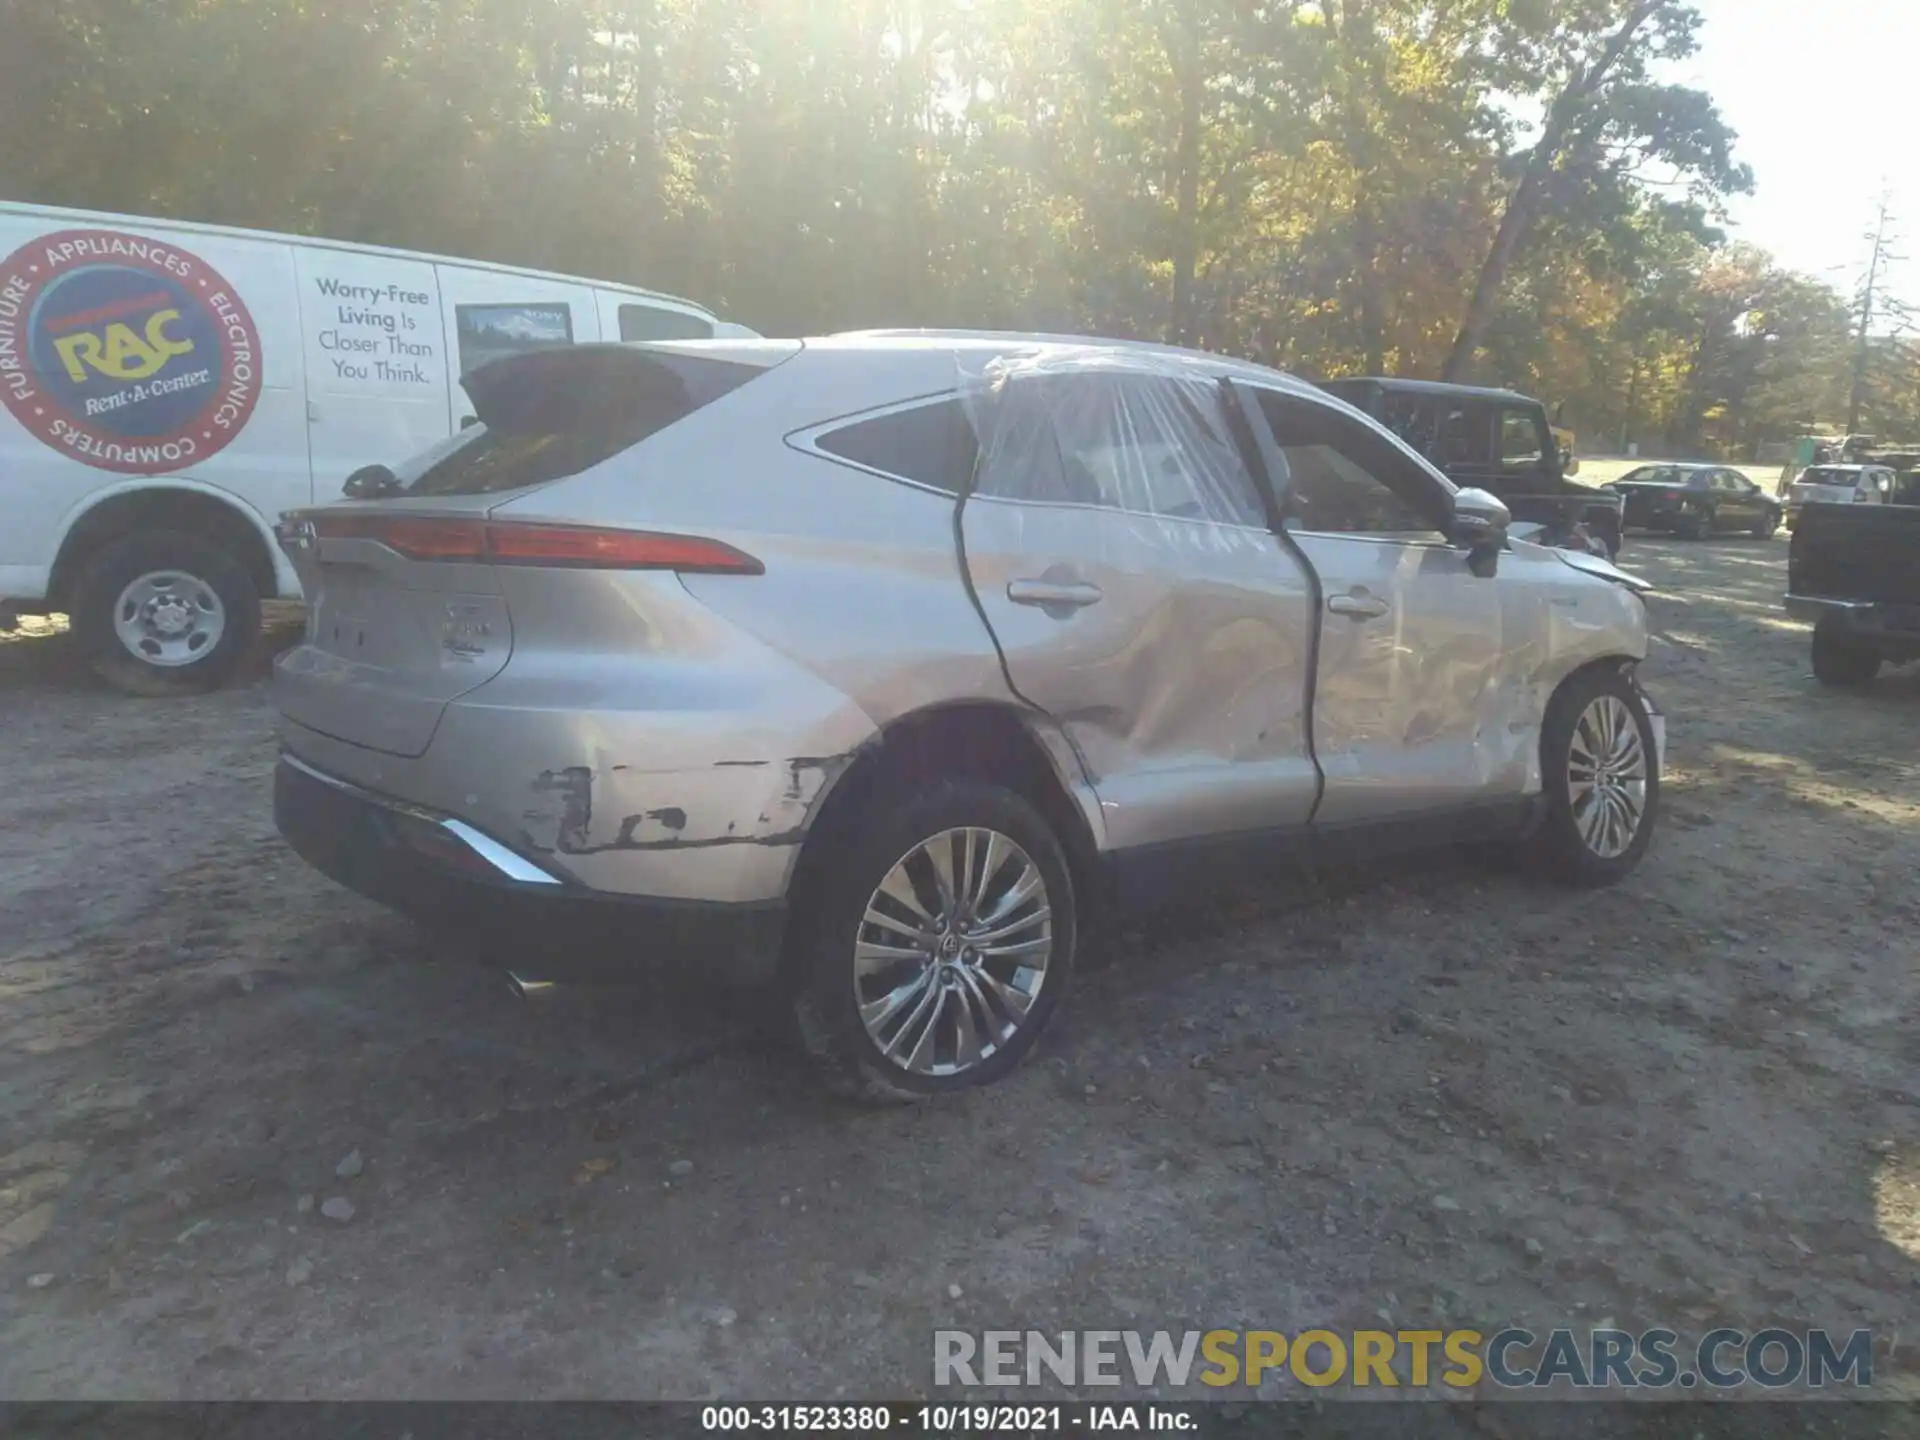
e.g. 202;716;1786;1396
955;347;1270;553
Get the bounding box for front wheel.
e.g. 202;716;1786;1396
790;779;1075;1102
1811;618;1881;688
70;530;261;697
1531;668;1660;887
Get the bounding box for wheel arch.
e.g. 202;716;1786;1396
48;481;287;613
784;700;1109;956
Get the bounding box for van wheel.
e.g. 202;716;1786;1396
1531;667;1660;887
71;530;260;697
1811;618;1881;688
790;779;1075;1103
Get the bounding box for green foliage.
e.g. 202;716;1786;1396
0;0;1887;451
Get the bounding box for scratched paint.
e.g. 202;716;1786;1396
520;754;858;857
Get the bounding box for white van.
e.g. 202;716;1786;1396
0;201;754;694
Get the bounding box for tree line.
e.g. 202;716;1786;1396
7;0;1915;453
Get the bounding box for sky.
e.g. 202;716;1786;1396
1680;0;1919;316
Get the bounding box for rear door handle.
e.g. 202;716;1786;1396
1008;579;1105;609
1327;593;1389;620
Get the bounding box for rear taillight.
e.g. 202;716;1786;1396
306;516;762;574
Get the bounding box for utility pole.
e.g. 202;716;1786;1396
1849;195;1897;434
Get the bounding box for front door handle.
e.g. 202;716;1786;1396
1008;579;1105;609
1327;592;1389;620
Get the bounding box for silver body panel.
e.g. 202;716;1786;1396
274;334;1654;916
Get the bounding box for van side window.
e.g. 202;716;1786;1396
618;304;714;342
454;303;573;377
815;399;980;494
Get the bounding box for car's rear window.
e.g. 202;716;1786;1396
395;346;780;498
1800;468;1860;487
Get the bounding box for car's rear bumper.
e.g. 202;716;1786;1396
1785;594;1865;622
273;753;787;986
1785;596;1920;659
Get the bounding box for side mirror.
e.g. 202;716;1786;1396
342;463;401;499
1451;487;1510;577
1451;487;1510;546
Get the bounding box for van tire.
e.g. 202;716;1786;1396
71;530;261;697
789;778;1075;1103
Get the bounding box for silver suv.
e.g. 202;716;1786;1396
273;334;1665;1099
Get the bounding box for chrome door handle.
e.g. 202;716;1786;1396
1008;579;1105;609
1327;593;1389;620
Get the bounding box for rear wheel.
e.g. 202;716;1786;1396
1750;510;1781;539
1531;667;1659;887
70;530;260;697
1811;618;1881;688
790;778;1075;1102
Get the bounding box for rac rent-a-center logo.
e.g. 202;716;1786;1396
0;227;262;475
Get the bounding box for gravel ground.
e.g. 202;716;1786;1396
1;538;1916;1405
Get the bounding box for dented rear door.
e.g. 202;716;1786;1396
956;366;1318;850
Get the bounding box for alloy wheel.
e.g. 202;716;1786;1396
1567;695;1649;860
853;826;1054;1077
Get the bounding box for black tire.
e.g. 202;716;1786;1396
1811;618;1881;689
1750;510;1780;539
1531;666;1660;888
70;530;261;697
789;778;1076;1103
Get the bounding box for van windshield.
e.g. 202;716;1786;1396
388;344;788;497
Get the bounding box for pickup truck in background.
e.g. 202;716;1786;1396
1316;378;1623;558
1786;501;1920;687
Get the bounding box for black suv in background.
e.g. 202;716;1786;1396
1316;378;1624;558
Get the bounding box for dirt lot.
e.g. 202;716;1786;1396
1;537;1917;1404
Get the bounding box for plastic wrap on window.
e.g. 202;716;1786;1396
954;347;1269;554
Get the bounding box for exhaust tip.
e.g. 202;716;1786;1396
506;972;556;999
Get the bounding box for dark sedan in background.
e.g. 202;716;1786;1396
1611;463;1783;539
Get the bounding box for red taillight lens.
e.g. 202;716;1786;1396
484;523;763;573
311;514;487;560
306;516;761;574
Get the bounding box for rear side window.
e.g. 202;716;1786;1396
400;349;771;497
618;303;714;341
972;371;1269;527
814;398;980;494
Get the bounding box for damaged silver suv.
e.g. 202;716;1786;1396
273;333;1665;1099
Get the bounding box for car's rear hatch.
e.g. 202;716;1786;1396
275;342;795;757
1791;469;1862;507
